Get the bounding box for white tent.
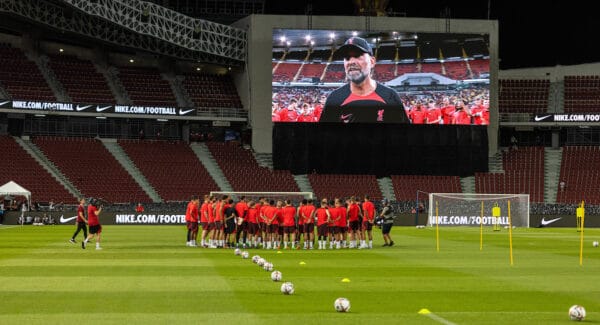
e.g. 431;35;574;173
0;181;31;205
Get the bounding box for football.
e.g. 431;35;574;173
234;248;241;256
241;251;249;259
257;258;266;266
334;297;351;312
263;262;273;272
271;270;282;281
593;241;599;247
569;305;586;321
280;282;294;295
252;255;261;263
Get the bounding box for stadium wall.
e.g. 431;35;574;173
234;14;499;155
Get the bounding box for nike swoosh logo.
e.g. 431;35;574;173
340;114;353;121
540;217;562;226
179;109;195;115
76;105;92;111
59;215;78;223
0;100;10;106
96;105;111;112
534;115;552;122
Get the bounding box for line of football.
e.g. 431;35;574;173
234;248;350;312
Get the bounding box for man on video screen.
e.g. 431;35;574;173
319;36;410;124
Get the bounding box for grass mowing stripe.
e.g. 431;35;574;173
1;225;600;324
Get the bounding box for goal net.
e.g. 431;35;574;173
427;193;530;228
209;191;313;204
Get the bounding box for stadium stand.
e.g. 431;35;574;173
206;142;299;192
182;73;242;108
116;66;178;107
420;62;443;74
33;136;151;203
498;79;550;113
297;63;325;81
273;62;302;83
0;44;56;101
396;63;418;76
467;58;489;78
308;174;383;201
0;135;75;203
118;139;218;202
390;175;461;201
563;75;600;112
322;63;345;82
475;147;545;202
46;54;115;104
373;64;396;82
556;146;600;205
443;60;469;80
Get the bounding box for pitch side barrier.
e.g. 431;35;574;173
2;211;185;225
1;212;596;228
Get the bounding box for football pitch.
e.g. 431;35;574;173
1;225;599;324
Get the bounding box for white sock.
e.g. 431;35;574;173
369;240;373;248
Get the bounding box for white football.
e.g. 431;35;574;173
234;248;241;256
280;282;294;295
334;297;351;312
263;262;273;272
257;258;266;266
241;251;249;259
271;270;282;282
252;255;261;263
569;305;586;321
593;241;599;247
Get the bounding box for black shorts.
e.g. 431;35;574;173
224;222;236;234
303;223;314;233
349;220;360;231
362;222;373;231
187;221;198;231
214;221;224;231
247;222;258;235
328;226;339;235
283;226;295;234
382;223;393;235
200;222;208;229
317;224;328;237
267;224;279;234
89;224;102;234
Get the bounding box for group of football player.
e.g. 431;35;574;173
185;194;380;250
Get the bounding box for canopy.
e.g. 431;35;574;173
0;181;31;204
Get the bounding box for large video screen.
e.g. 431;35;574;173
272;29;490;125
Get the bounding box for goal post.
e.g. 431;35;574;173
209;191;313;203
427;193;530;228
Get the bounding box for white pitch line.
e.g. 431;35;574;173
0;225;19;230
420;311;457;325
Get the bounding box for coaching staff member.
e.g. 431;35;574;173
319;36;410;124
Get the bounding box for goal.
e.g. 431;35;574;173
427;193;530;228
209;191;313;204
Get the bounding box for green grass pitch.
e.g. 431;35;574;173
1;225;599;324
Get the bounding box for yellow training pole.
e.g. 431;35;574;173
480;201;484;251
508;200;514;266
436;201;440;252
578;201;585;266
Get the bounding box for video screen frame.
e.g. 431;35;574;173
271;29;490;125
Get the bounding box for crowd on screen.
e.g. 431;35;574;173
272;86;489;125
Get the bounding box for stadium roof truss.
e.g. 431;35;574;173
0;0;247;66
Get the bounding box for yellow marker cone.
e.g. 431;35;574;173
341;278;351;283
277;251;282;254
299;261;306;265
418;309;431;315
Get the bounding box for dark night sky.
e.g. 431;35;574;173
264;0;598;70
